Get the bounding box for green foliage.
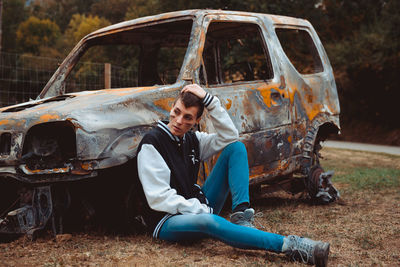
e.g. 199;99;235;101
16;16;60;55
64;14;111;49
29;0;97;31
333;167;400;191
91;0;134;23
322;0;400;128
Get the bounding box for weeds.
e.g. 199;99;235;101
332;167;400;191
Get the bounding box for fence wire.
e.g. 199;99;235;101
0;52;60;107
0;52;138;108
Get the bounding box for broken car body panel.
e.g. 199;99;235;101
0;10;340;236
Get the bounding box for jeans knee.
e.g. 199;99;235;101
224;141;247;155
195;214;220;232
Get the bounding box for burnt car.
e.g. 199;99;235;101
0;10;340;238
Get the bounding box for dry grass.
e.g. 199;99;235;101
0;148;399;266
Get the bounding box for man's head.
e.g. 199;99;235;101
168;91;204;137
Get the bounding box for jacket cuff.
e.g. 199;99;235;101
203;92;214;107
208;206;214;214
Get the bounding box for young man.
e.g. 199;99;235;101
136;84;330;266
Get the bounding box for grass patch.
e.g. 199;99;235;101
333;167;400;191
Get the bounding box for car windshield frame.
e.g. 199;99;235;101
39;16;198;99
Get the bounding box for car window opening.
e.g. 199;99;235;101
275;28;324;75
64;19;193;93
201;22;273;86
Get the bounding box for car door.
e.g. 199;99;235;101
197;15;293;183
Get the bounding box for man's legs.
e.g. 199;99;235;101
158;141;286;252
158;213;284;252
201;141;250;214
158;141;330;265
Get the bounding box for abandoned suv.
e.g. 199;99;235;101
0;10;340;238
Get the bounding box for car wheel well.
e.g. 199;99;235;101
22;121;77;169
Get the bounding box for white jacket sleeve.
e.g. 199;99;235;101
137;144;213;215
196;93;239;160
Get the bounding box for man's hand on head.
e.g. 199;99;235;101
182;84;207;100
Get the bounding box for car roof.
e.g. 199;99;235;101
88;9;311;39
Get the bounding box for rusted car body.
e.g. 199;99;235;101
0;10;340;237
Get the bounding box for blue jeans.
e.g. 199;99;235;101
159;141;284;252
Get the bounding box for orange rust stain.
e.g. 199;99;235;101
249;165;264;178
254;84;286;108
111;86;157;94
0;120;10;126
81;162;92;171
154;97;175;111
25;166;69;174
39;114;60;122
225;99;232;110
306;104;323;121
196;26;206;60
287;80;324;121
71;169;91;175
203;162;210;177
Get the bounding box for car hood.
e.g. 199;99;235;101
0;86;169;132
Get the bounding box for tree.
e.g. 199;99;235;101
90;0;133;24
29;0;98;31
64;14;110;48
2;0;27;52
16;16;60;55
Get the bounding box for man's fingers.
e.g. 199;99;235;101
182;84;206;99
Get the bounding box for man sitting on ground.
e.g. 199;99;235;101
135;84;330;267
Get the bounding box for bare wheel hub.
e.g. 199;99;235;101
307;166;340;204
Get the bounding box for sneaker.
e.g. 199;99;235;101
230;208;255;228
282;235;329;267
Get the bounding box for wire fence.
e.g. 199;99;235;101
0;52;60;107
0;52;138;108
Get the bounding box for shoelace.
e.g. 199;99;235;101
288;236;313;263
253;212;265;229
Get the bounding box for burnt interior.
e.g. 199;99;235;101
21;121;76;170
0;133;11;155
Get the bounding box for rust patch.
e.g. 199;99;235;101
154;97;175;112
249;165;264;177
39;114;60;123
225;99;232;110
0;120;10;126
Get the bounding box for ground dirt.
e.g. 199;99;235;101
0;148;399;267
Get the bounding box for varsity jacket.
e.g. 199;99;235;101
136;93;239;238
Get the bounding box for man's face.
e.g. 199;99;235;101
167;99;201;137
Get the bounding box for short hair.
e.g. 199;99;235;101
177;91;205;119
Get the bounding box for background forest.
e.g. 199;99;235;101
1;0;399;145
